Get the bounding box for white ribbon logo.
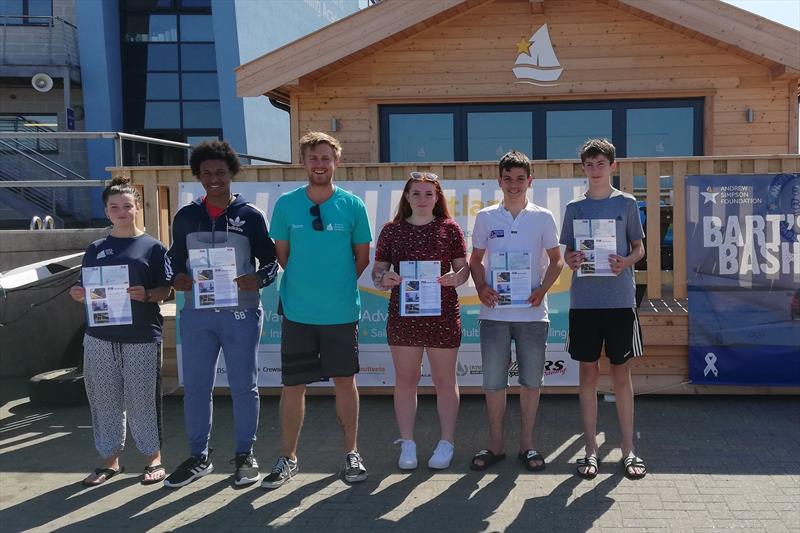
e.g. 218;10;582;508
704;352;718;377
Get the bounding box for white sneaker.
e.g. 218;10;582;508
394;439;417;470
428;440;454;470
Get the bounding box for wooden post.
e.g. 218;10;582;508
646;161;661;299
672;160;688;299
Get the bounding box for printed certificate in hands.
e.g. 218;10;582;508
83;265;133;327
574;219;616;277
398;260;441;317
490;252;531;307
189;247;238;308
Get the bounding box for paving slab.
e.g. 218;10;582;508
1;378;798;532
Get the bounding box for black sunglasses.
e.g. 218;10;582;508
309;204;323;231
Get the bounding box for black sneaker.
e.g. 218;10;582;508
342;452;367;483
261;456;298;489
233;453;260;486
163;452;214;488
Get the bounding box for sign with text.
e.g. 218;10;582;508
176;178;588;388
686;173;800;385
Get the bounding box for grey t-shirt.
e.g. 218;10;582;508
559;189;645;309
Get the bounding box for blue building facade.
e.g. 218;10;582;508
77;0;359;172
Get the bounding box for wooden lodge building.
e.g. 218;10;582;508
128;0;800;395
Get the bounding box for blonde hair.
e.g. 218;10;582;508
299;131;342;161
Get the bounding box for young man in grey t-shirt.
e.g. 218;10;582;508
560;139;647;480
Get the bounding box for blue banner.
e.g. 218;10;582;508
686;173;800;385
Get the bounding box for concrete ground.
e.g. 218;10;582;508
0;377;798;533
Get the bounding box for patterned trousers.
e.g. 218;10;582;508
83;335;162;458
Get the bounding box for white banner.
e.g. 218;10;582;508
175;178;587;388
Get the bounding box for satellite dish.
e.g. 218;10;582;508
31;73;54;93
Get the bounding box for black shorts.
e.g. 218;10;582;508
566;308;643;365
280;318;360;386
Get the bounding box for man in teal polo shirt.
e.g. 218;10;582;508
262;132;372;489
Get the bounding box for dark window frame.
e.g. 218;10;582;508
380;98;704;162
120;0;219;134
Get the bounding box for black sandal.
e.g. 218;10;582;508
141;464;166;485
469;449;506;471
82;466;124;486
518;450;546;472
622;455;647;480
576;456;598;479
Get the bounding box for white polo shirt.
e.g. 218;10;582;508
472;201;559;322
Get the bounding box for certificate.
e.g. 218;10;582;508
490;252;531;307
574;219;616;277
189;247;238;308
83;265;133;327
398;260;441;317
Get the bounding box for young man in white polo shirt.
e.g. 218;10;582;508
468;150;564;472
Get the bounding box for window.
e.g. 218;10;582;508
380;99;703;162
121;0;220;140
387;113;454;162
468;112;533;160
0;113;58;153
0;0;52;24
546;109;611;159
626;107;695;157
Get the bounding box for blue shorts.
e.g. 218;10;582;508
479;320;548;390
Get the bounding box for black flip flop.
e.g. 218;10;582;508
622;455;647;480
469;449;506;471
141;464;166;485
518;450;546;472
576;456;598;480
82;466;124;486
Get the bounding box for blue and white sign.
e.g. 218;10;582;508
686;173;800;385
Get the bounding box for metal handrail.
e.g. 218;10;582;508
0;138;86;180
0;132;291;165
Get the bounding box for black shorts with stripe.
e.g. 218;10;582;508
280;318;360;386
566;308;643;365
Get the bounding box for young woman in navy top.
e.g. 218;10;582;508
69;177;172;485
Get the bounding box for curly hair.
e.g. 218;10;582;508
189;140;241;176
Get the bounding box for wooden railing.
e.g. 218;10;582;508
114;154;800;301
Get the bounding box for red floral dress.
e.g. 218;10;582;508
374;217;467;348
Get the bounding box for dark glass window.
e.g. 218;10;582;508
180;0;211;8
380;99;702;162
181;73;219;100
121;0;220;158
626;107;695;157
546;109;612;159
124;14;177;42
388;113;454;162
468;111;533;161
182;102;221;129
180;43;216;70
147;44;178;70
179;14;212;42
146;73;179;99
144;102;180;128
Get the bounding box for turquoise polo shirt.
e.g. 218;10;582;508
270;185;372;325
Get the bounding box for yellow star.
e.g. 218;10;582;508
516;38;531;55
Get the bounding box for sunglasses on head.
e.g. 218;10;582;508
409;171;439;181
309;204;324;231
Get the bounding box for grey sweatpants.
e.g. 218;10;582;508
83;335;162;458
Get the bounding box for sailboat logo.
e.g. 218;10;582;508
513;24;563;86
